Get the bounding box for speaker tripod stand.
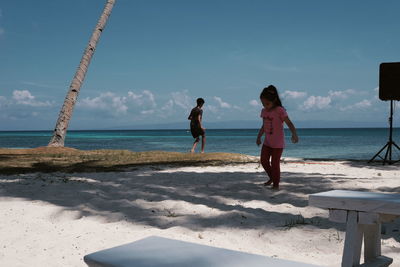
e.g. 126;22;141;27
369;100;400;165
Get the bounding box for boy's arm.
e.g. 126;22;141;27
284;117;298;143
188;109;193;120
198;114;204;129
256;125;264;146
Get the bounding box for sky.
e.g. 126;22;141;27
1;0;400;130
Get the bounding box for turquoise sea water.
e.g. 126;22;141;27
1;128;400;160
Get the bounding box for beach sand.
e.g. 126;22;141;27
1;158;400;266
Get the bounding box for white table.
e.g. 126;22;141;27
84;236;321;267
309;190;400;267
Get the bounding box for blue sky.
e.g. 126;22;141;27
0;0;399;130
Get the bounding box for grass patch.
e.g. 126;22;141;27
0;147;257;174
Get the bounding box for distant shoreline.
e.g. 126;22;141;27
0;147;257;175
1;129;398;161
0;147;393;176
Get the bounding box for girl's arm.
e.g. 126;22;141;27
284;117;299;143
256;125;264;146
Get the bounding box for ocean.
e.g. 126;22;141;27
0;128;399;160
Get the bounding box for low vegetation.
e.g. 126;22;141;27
0;147;257;174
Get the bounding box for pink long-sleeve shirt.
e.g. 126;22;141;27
260;106;288;148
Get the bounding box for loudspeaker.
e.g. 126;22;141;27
379;62;400;101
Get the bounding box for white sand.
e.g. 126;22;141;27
1;159;400;266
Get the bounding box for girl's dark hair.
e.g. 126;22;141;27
260;85;282;107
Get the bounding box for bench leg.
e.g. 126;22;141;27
363;223;381;263
342;211;363;267
360;223;393;267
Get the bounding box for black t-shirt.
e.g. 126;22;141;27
189;107;203;125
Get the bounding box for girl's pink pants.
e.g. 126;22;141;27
260;145;283;187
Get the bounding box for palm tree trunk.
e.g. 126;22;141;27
48;0;116;147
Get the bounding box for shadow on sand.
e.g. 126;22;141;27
0;163;399;242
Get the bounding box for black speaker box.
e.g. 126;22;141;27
379;62;400;101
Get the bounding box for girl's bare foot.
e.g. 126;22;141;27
263;179;272;186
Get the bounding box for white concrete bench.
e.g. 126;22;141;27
309;190;400;267
84;236;320;267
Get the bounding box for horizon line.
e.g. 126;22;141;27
0;126;397;132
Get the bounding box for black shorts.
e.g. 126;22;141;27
190;124;205;138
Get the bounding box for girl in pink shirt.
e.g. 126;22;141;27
256;85;298;190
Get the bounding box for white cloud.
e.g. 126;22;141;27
353;99;372;109
141;109;155;115
160;99;174;115
300;95;331;111
79;92;128;114
170;90;191;110
205;105;218;113
328;89;356;99
12;90;52;107
158;90;193;118
112;97;128;113
204;104;221;119
340;99;372;111
13;90;34;101
144;90;156;105
282;90;307;99
79;90;159;116
214;96;231;108
0;90;56;123
127;90;156;108
249;99;259;107
298;89;362;111
77;89;195;120
78;92;128;114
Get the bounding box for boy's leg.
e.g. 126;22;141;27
200;135;206;153
191;137;200;153
270;148;283;188
260;145;273;184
